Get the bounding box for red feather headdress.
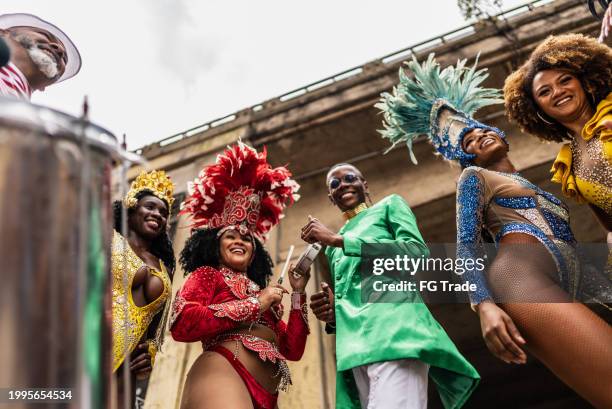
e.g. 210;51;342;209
181;142;300;241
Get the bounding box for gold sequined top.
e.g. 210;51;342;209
112;230;172;372
551;93;612;216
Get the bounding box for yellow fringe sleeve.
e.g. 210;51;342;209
550;144;586;203
582;92;612;161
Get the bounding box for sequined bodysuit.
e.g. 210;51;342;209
551;92;612;218
112;230;172;372
456;167;580;305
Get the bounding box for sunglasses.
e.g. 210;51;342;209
328;173;360;190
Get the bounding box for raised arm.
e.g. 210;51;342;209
456;167;493;306
275;292;310;361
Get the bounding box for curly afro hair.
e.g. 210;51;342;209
179;228;273;289
504;34;612;142
113;190;176;276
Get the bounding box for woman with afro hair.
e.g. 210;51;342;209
111;170;176;408
504;34;612;243
169;143;308;409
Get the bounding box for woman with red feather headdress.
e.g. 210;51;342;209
170;142;309;409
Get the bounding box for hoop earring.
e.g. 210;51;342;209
536;111;554;125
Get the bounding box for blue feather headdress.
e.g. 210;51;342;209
376;53;504;167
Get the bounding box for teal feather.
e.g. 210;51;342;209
376;53;502;164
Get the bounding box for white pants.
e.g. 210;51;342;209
352;359;430;409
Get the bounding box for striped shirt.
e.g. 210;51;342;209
0;63;31;100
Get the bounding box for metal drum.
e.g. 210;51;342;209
0;96;121;409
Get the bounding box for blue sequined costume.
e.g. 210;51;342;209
456;166;579;304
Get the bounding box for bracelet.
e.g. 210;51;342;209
291;292;306;310
291;292;309;329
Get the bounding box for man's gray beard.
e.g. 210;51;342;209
14;33;59;79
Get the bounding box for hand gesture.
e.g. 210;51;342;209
288;263;311;292
130;343;153;379
599;3;612;43
477;301;527;364
258;284;288;311
301;216;343;247
309;282;335;323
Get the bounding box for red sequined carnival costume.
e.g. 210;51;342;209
170;265;309;409
171;142;304;409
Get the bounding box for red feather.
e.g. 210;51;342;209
181;142;300;240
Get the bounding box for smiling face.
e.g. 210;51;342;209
128;195;169;240
532;69;591;125
461;128;508;167
219;229;254;272
326;164;367;212
8;26;67;87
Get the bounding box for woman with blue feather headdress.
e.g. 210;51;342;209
377;54;612;408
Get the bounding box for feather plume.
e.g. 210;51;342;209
376;53;502;163
181;142;299;240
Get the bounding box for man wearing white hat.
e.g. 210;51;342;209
0;13;81;100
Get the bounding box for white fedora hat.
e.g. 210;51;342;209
0;13;81;82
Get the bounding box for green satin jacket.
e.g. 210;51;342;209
326;194;479;409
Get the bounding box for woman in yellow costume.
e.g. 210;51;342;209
504;34;612;241
112;170;176;407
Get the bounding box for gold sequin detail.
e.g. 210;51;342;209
112;231;171;372
571;137;612;214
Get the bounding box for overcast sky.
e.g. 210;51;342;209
4;0;527;149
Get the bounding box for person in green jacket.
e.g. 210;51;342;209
302;163;479;409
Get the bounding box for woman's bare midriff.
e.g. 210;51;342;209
189;324;280;393
217;324;281;393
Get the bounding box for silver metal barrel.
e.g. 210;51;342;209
0;96;121;409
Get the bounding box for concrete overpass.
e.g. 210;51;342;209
138;1;607;408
